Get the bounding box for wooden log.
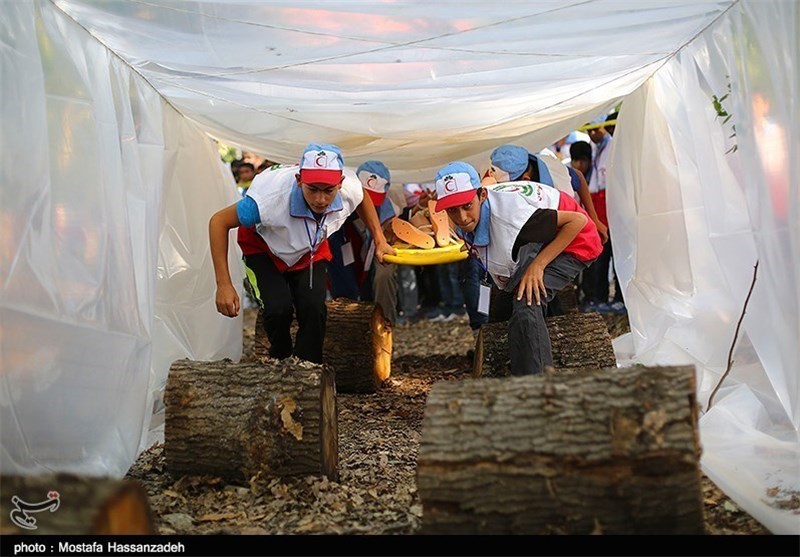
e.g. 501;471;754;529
165;357;337;482
0;475;154;534
418;365;704;534
323;298;392;393
472;312;616;378
555;283;579;314
253;307;270;360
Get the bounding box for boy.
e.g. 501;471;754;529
209;143;393;363
488;144;608;244
434;161;602;376
327;160;401;324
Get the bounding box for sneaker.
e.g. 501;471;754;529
580;301;599;313
609;301;627;314
424;308;444;321
596;302;612;313
438;312;458;323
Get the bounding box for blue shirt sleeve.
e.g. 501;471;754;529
236;196;261;227
567;167;582;193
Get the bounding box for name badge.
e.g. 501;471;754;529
478;284;491;316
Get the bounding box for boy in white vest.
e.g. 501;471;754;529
434;161;602;376
209;143;393;363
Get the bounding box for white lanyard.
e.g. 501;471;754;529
304;215;327;289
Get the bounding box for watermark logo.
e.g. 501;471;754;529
9;491;60;530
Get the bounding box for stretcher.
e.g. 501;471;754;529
383;239;468;266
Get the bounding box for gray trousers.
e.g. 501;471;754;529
490;243;591;376
373;261;398;325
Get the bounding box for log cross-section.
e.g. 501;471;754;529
473;312;617;378
417;365;704;534
165;357;337;482
323;298;392;393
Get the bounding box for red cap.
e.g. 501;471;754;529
435;189;477;212
365;189;386;207
299;168;343;186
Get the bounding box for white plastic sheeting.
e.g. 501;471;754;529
1;0;797;534
1;1;243;477
610;3;799;534
48;0;736;181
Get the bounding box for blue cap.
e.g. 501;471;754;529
299;143;344;185
357;160;392;205
434;161;481;211
356;160;391;187
490;144;529;181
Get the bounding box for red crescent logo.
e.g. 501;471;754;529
315;152;328;167
444;176;457;192
367;176;377;188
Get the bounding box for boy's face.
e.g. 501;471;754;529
238;166;255;183
296;174;343;214
571;158;590;175
587;127;607;144
444;188;485;233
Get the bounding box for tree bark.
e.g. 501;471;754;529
472;312;617;378
418;365;704;534
556;283;579;314
323;298;392;393
165;357;337;482
0;475;154;534
253;307;270;360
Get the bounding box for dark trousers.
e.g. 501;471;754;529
460;256;489;331
243;253;328;363
327;228;360;300
581;236;622;304
490;244;590;376
437;262;465;313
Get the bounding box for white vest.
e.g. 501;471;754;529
245;165;364;267
478;182;561;290
537;150;579;201
589;136;612;193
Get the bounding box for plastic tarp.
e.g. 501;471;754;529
610;1;799;534
1;1;243;477
1;0;797;534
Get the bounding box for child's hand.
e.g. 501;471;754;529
375;238;397;263
215;283;240;317
596;220;609;244
516;262;547;306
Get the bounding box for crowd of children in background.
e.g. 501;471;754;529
222;112;625;342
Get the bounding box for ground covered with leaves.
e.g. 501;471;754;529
126;308;772;535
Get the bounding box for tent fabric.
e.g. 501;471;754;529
1;0;797;534
1;0;243;476
610;3;799;533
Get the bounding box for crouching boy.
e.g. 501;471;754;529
434;161;602;376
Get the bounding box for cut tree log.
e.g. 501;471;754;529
472;312;616;378
253;307;270;360
323;298;392;393
165;357;337;482
418;365;704;534
555;283;579;314
0;475;154;534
